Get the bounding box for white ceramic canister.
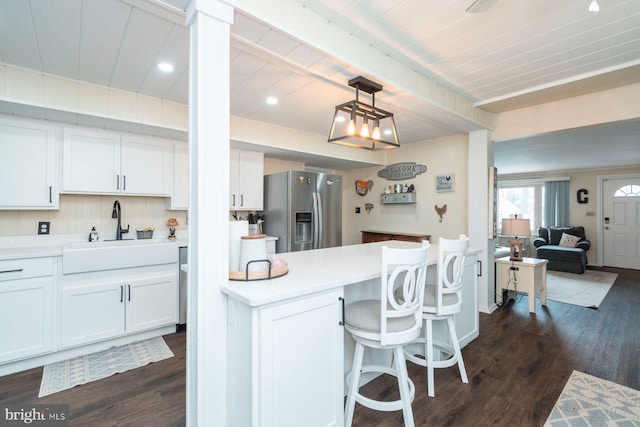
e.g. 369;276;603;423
239;234;268;274
229;220;249;271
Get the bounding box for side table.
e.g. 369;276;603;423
495;256;548;313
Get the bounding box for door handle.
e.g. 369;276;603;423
128;284;131;301
477;260;482;277
339;297;345;326
120;285;124;303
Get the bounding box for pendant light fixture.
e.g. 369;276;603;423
328;76;400;150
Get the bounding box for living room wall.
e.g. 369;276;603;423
500;165;640;266
341;134;469;246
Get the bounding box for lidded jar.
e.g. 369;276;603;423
239;234;268;274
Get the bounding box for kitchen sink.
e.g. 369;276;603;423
62;238;179;274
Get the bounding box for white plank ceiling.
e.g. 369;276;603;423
0;0;639;172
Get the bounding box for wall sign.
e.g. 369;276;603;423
436;174;454;192
577;188;589;204
377;162;427;180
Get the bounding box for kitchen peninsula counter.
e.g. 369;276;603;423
222;240;449;307
225;241;482;427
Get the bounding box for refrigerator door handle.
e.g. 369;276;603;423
316;191;323;249
312;192;320;249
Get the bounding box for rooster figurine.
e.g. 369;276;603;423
435;204;447;223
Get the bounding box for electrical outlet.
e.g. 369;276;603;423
38;221;50;235
355;207;361;214
510;266;519;271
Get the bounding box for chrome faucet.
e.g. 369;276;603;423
111;200;129;240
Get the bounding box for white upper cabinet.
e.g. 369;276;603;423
169;141;188;210
230;149;264;211
0;117;58;209
62;127;171;196
121;134;172;196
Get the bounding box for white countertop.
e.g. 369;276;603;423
221;241;482;307
0;234;188;261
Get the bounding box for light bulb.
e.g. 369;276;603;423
347;119;355;135
360;117;369;138
372;120;381;140
589;0;599;12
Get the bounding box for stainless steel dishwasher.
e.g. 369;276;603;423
178;246;188;325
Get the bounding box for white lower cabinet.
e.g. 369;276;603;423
60;271;177;349
0;258;56;363
228;288;344;427
457;254;480;346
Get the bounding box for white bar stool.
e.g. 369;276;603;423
405;235;469;397
344;242;430;427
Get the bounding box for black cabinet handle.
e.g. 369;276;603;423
232;194;235;207
0;269;23;274
477;260;482;277
49;186;52;203
240;194;244;207
128;284;131;301
120;285;124;302
123;175;126;191
339;297;345;326
116;175;120;190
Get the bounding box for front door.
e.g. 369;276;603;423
603;177;640;269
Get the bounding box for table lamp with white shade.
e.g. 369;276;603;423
501;216;531;261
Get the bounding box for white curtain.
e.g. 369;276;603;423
544;180;569;226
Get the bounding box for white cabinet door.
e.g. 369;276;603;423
0;117;58;209
121;135;172;196
63;127;172;196
230;148;240;209
63;127;121;193
238;150;264;211
59;282;125;348
257;289;344;427
456;254;479;347
0;276;55;363
170;141;188;210
126;272;178;333
230;149;264;210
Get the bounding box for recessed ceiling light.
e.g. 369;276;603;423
266;97;278;105
158;62;174;73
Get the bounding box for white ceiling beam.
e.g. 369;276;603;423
230;0;495;130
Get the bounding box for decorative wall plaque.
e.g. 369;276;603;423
436;174;454;192
377;162;427;180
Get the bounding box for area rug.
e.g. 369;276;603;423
544;370;640;426
39;337;173;397
545;269;618;309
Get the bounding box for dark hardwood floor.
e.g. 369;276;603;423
1;266;637;426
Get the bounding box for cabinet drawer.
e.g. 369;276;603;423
0;258;55;282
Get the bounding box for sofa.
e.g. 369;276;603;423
533;226;591;274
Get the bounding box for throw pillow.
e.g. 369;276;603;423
559;232;580;248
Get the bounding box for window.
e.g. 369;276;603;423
614;184;640;197
497;183;544;235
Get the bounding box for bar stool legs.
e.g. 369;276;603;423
345;341;416;427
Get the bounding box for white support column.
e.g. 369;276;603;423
468;130;497;314
185;1;233;425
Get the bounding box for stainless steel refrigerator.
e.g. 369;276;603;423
262;171;342;253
